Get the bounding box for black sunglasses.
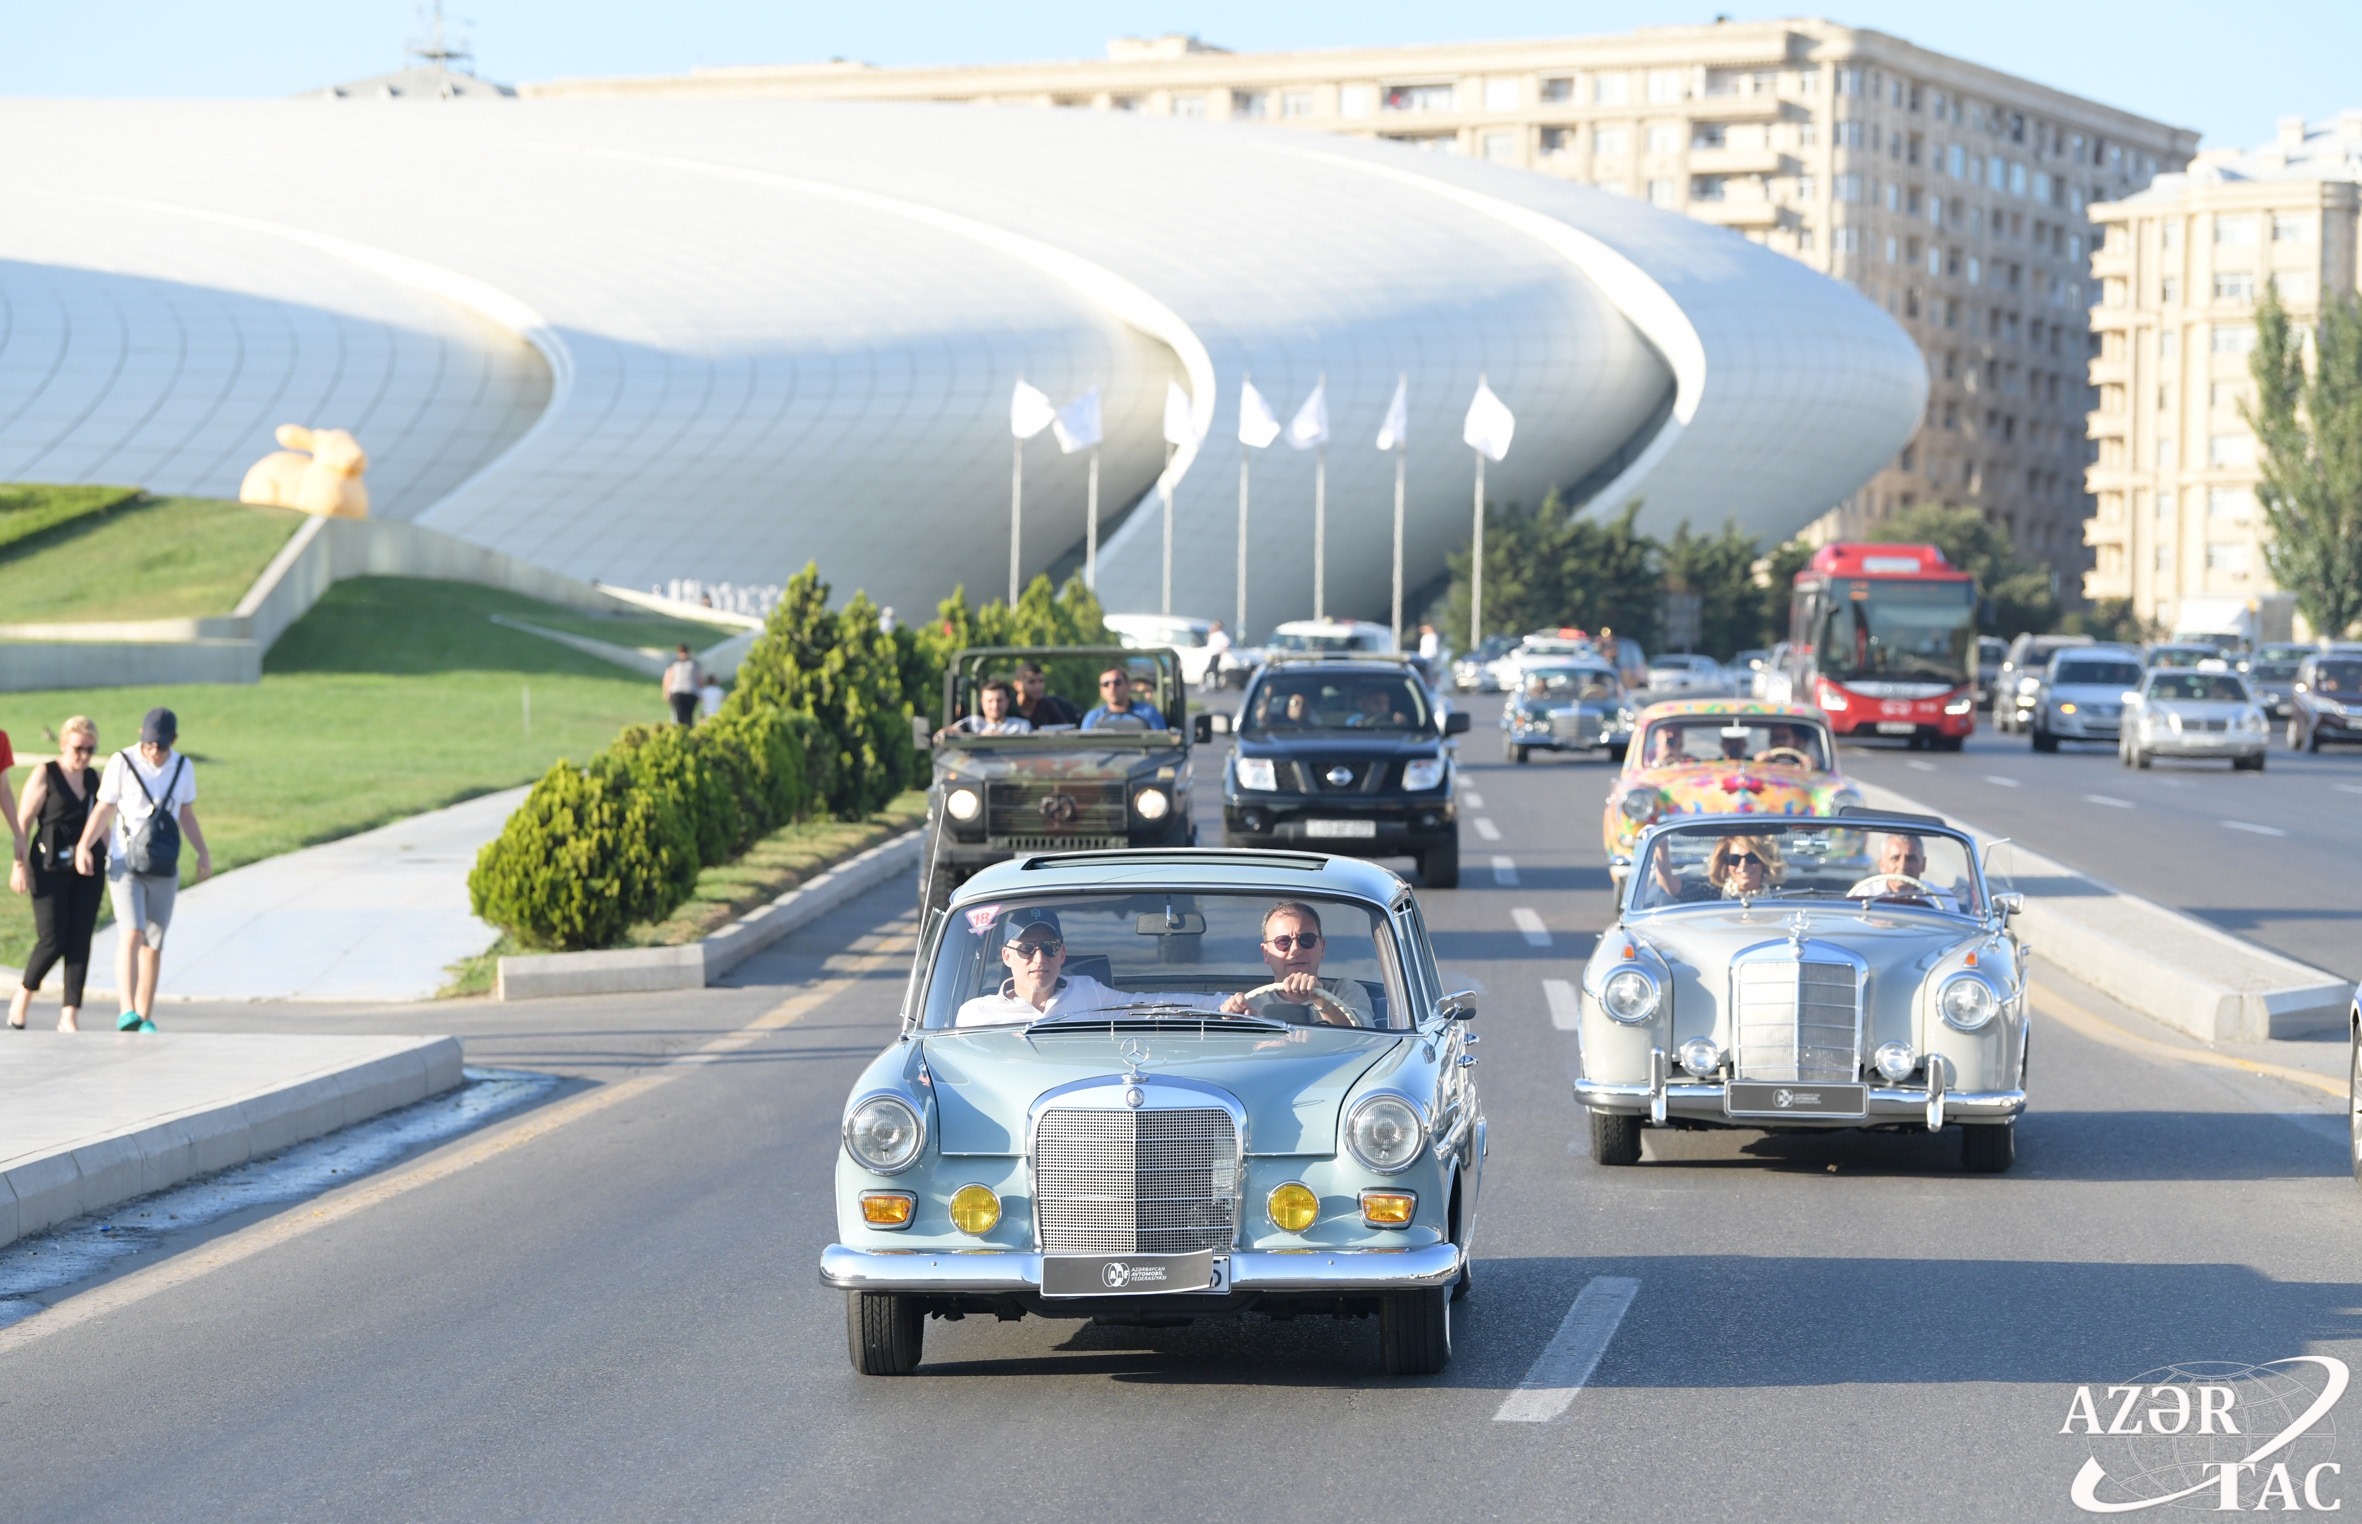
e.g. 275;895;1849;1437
1724;852;1768;869
1264;932;1322;950
1099;677;1128;688
1009;938;1065;959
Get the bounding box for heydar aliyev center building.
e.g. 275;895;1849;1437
0;97;1924;629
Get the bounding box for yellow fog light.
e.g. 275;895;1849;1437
860;1192;915;1228
948;1184;1001;1235
1266;1182;1319;1232
1359;1190;1416;1228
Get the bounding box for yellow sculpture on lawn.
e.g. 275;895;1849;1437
238;424;370;519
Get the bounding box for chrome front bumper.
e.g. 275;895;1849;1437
1575;1077;2025;1124
2140;733;2266;757
820;1243;1463;1294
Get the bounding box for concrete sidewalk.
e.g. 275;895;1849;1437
7;786;527;1005
1;1030;463;1247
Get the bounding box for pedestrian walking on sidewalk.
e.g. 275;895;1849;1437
75;707;210;1033
698;669;724;719
663;644;702;726
10;716;105;1032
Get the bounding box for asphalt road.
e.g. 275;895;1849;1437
3;693;2356;1523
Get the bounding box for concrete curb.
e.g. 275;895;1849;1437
494;829;922;1000
0;1034;462;1249
1856;780;2350;1043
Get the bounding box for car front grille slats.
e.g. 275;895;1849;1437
1733;959;1860;1082
986;781;1127;843
1033;1107;1240;1254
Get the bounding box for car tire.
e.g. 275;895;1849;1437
2237;751;2266;772
1606;741;1629;763
1378;1284;1453;1375
1506;739;1529;764
1961;1123;2016;1174
1422;838;1461;889
2133;746;2153;770
2031;720;2058;753
2309;725;2324;754
846;1291;925;1375
1590;1109;1642;1166
2289;717;2306;750
1935;735;1965;752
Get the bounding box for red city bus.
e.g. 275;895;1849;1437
1785;543;1978;749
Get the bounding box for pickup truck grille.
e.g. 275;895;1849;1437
987;780;1127;844
1033;1107;1240;1254
1732;959;1860;1083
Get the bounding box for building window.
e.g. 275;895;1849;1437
1693;122;1726;150
1281;90;1315;118
1595;73;1629;106
1967;256;1981;285
1231;91;1269;119
1540;126;1569;156
2156;437;2176;469
2161;277;2180;304
1797;227;1815;251
2271;213;2311;243
1692;175;1726;201
1539;76;1573;104
2207;486;2253;521
2208;433;2255;467
1173;95;1206;118
2160;220;2181;250
1927;246;1943;276
1647;125;1679;154
1340;85;1375;119
1796;175;1816;199
1835;174;1863;202
1646;69;1682;103
1885;182;1901;211
1483;132;1518;163
2008;162;2027;196
1885;235;1899;263
2214;272;2255;303
1594;127;1628;155
2206;543;2250;575
2212;325;2257;355
1833;121;1864;148
1383;83;1457;113
1647;179;1681;207
2160;330;2178;358
1383;133;1463;155
2213;214;2258;246
1833;227;1860;253
1798;123;1818;147
1483;77;1519;111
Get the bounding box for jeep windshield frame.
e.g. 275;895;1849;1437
943;645;1186;739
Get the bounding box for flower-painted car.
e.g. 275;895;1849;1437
1602;700;1863;871
1500;659;1634;763
1576;810;2028;1172
823;848;1484;1377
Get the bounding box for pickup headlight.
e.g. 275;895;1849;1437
844;1094;925;1174
1618;789;1658;822
1600;968;1661;1024
1133;786;1170;820
1236;757;1277;791
1404;757;1446;790
944;786;981;822
1937;974;1999;1031
1343;1095;1426;1174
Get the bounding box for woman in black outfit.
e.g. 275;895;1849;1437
8;717;104;1032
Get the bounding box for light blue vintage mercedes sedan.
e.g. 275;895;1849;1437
821;849;1483;1376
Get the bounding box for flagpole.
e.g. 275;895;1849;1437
1236;439;1250;640
1391;443;1406;650
1010;435;1024;606
1085;447;1100;592
1470;450;1485;654
1160;441;1176;617
1313;442;1327;622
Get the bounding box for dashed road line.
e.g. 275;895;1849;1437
1543;978;1581;1030
1491;855;1519;886
1983;775;2021;788
2336;784;2362;797
1906;760;1938;772
1474;817;1503;841
1494;1275;1641;1423
1512;908;1551;947
2222;820;2288;837
1462;789;1486;809
2084;794;2134;809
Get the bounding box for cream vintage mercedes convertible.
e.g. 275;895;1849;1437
1575;809;2028;1172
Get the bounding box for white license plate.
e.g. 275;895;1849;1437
1875;721;1918;735
1189;1256;1232;1295
1305;818;1377;839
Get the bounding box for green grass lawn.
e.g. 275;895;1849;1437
0;488;309;624
500;607;747;654
1;578;683;971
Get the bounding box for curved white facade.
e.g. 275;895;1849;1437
0;100;1925;631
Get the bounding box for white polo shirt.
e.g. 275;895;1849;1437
955;973;1223;1028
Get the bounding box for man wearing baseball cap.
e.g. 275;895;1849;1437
954;906;1224;1027
75;706;209;1031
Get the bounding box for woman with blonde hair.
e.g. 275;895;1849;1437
1706;833;1785;899
9;716;106;1031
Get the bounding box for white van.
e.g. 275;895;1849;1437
1103;613;1221;686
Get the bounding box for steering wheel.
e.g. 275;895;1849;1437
1233;981;1355;1027
1092;711;1150;732
1756;747;1814;768
1846;872;1936;903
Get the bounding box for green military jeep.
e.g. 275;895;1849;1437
913;646;1204;912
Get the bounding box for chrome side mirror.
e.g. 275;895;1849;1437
1992;891;2024;919
1433;990;1478;1023
910;715;933;752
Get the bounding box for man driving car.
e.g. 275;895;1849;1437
1217;901;1371;1027
1845;832;1959;909
954;908;1222;1026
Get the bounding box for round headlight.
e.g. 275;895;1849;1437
1938;974;1999;1031
1678;1038;1722;1078
1600;968;1660;1024
1619;790;1658;822
1874;1041;1917;1081
1344;1095;1426;1174
948;1184;1001;1235
1266;1182;1319;1232
944;786;981;822
1133;786;1170;820
844;1095;924;1174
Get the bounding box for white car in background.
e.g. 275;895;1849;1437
1221;618;1396;688
2120;668;2271;771
1104;613;1222;687
1644;653;1728;696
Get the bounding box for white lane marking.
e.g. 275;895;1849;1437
1906;760;1938;772
1462;789;1487;809
2084;794;2135;809
1491;855;1519;886
1494;1275;1642;1423
1543;978;1581;1030
2222;819;2289;837
1474;817;1503;841
1983;775;2021;788
2337;784;2362;797
1512;908;1551;946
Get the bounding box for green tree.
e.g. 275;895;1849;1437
2243;282;2362;639
724;563;911;818
1444;494;1662;649
1661;519;1763;657
1865;502;2057;636
1754;538;1814;649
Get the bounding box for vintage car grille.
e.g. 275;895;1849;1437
1033;1107;1240;1254
986;780;1127;845
1732;959;1861;1082
1549;710;1604;744
2185;718;2229;733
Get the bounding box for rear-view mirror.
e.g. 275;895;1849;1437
1192;712;1231;743
1445;711;1472;735
1434;990;1478;1022
1135;911;1208;936
910;715;933;751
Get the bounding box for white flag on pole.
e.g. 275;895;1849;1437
1375;375;1408;451
1463;377;1515;462
1162;380;1194;446
1238;379;1281;449
1011;380;1056;440
1284;379;1329;450
1051;386;1103;453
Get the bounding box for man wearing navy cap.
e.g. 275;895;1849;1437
954;907;1221;1027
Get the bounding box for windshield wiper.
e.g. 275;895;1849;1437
1027;1002;1291;1033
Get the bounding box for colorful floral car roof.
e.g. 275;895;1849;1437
1633;699;1825;722
1603;700;1854;852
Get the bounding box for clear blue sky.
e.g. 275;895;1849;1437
3;1;2353;151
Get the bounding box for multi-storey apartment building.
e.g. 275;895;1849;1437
530;20;2195;578
2083;113;2362;638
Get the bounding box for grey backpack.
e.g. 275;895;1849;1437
120;752;187;878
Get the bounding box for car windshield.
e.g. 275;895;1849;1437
921;892;1408;1030
2149;673;2249;703
1629;820;1984;916
2249;662;2300;681
1636;716;1830;770
2148;648;2210;669
2054;660;2142;687
1519;666;1620;702
1817;578;1976;684
1271;628;1385;653
2314;661;2362;694
1244;672;1433;733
